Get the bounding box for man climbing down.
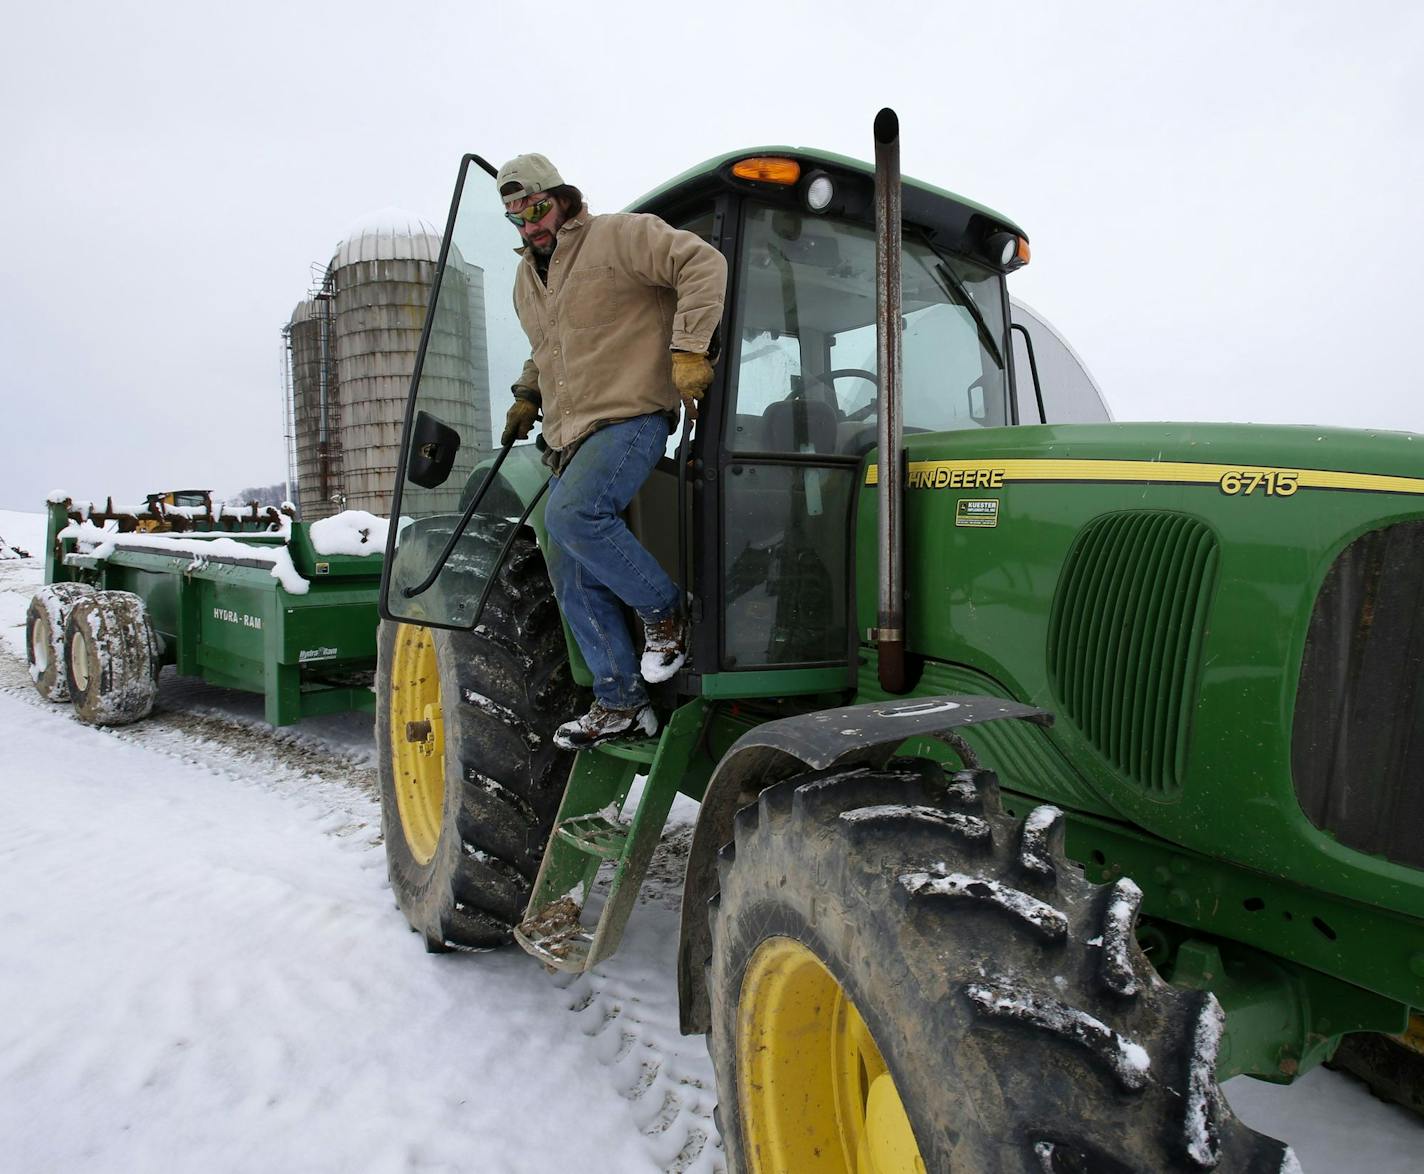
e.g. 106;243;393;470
496;152;727;751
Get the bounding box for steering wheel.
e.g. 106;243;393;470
803;368;880;421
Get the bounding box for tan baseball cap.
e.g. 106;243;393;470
496;153;564;202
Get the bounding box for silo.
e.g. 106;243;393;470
330;209;491;516
286;294;342;521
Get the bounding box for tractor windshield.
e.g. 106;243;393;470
729;202;1009;454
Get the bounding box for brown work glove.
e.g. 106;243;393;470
501;397;540;446
670;351;714;418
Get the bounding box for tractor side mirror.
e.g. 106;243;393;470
407;411;461;489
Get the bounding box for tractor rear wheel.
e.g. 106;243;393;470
26;582;95;701
62;590;160;726
375;533;585;951
708;759;1298;1173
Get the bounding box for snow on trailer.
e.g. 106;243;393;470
52;487;295;532
28;495;387;727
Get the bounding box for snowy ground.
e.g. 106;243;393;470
1;507;1419;1172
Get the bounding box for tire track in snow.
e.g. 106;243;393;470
546;825;723;1173
558;968;723;1173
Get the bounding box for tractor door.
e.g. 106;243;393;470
379;156;551;630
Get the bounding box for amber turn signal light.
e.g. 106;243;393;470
731;157;802;185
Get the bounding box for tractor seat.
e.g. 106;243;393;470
763;397;839;455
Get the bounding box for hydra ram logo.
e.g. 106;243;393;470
213;607;262;630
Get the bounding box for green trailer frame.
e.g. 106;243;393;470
43;499;382;726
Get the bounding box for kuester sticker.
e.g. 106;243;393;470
956;499;1000;528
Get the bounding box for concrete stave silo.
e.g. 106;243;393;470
286;294;341;521
284;208;492;520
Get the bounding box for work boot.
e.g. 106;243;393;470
640;613;688;684
554;701;658;751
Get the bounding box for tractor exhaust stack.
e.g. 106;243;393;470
874;107;907;693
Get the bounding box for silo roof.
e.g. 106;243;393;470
333;207;442;267
288;297;323;325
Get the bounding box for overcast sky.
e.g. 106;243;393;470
2;0;1419;511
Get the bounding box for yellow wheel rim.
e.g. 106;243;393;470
737;936;926;1173
388;624;445;866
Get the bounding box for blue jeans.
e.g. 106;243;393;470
544;413;682;710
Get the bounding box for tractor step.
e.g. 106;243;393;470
589;736;659;765
513;898;595;971
515;699;709;973
555;813;631;859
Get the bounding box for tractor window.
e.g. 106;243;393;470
728;203;1009;455
382;156;543;630
677;208;717;244
831;297;1000;437
722;462;855;668
734;331;802;419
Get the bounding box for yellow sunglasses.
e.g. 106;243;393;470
504;198;554;227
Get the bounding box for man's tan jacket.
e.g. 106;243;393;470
512;207;727;453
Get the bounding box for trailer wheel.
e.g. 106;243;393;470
376;533;585;951
26;582;95;701
62;590;160;726
708;760;1298;1173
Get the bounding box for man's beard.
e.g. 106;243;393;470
529;238;556;257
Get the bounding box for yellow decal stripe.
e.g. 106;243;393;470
864;459;1424;496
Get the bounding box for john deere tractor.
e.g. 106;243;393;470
375;111;1422;1171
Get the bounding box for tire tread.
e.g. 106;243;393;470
707;761;1297;1173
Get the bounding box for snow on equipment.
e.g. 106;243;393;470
375;116;1423;1168
30;495;383;727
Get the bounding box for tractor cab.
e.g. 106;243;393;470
380;148;1034;701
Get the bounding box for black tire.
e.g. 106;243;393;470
62;590;160;726
708;760;1299;1173
1327;1029;1424;1117
26;582;95;702
376;533;586;952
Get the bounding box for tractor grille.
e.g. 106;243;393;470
1048;512;1219;794
1293;520;1424;870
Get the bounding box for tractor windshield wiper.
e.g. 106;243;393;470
933;260;1005;371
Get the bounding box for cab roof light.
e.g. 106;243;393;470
987;229;1031;271
802;170;835;212
732;157;802;185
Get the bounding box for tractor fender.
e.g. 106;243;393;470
677;693;1052;1034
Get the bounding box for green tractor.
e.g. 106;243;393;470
376;111;1422;1171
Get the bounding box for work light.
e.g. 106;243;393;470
802;172;835;212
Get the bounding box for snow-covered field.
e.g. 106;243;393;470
1;507;1418;1172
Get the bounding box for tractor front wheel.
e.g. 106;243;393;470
708;759;1298;1173
375;533;585;951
